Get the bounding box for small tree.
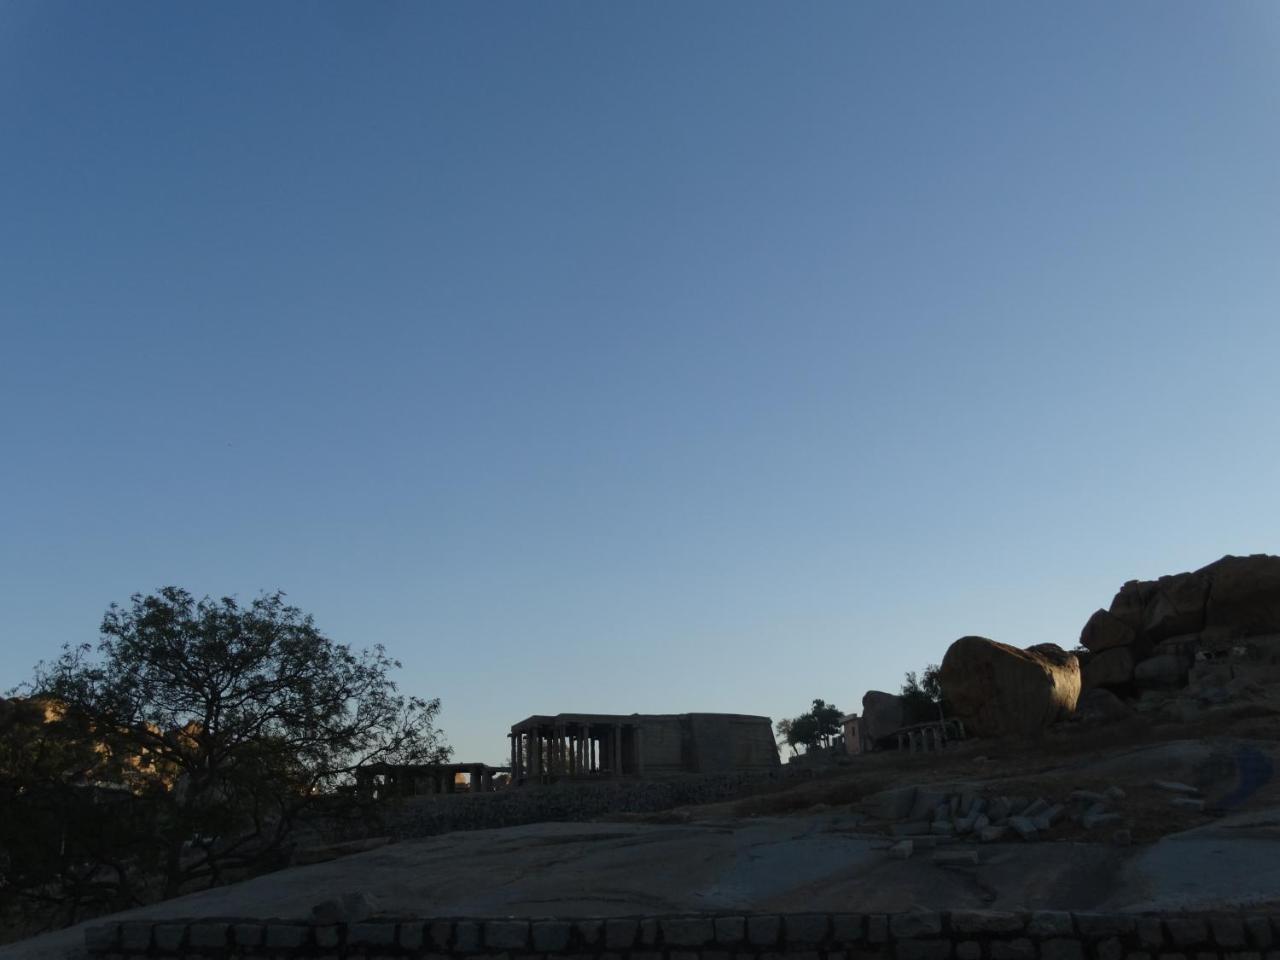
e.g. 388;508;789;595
30;587;450;899
808;698;843;747
901;664;945;724
778;699;843;753
774;718;798;756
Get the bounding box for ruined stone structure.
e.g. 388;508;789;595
509;713;778;784
355;762;507;799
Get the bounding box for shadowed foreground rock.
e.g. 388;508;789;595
940;636;1081;737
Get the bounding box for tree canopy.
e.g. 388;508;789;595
777;698;843;754
21;587;449;903
900;663;945;724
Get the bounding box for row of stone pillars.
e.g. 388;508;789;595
509;722;640;784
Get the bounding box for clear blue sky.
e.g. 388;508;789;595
2;3;1278;763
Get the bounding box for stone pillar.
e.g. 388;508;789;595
634;725;645;778
613;724;622;777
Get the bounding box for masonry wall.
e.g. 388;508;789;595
372;770;796;840
84;909;1280;960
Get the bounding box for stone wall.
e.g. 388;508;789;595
370;771;797;840
84;909;1280;960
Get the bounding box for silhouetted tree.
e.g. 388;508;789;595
901;664;945;724
29;588;450;900
779;699;843;753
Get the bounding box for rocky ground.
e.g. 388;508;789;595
6;708;1279;960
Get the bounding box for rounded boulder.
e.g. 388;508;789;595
939;636;1081;738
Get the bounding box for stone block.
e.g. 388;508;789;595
84;924;120;953
1034;805;1066;831
892;913;943;939
233;922;265;948
606;919;639;949
786;914;832;944
664;917;716;946
980;826;1010;843
1076;915;1137;937
121;923;152;952
399;922;426;950
454;921;481;952
1157;955;1188;960
640;918;660;945
429;920;453;949
952;912;1025;935
1009;817;1039;840
154;924;186;952
1098;937;1124;960
833;914;866;943
715;917;747;943
1029;913;1075;938
265;923;310;949
1042;939;1085;960
897;940;952;960
831;952;849;960
486;920;531;951
1223;954;1262;960
532;921;573;952
1137;920;1165;949
748;915;782;946
990;940;1036;960
187;922;230;950
868;915;890;943
957;942;982;960
576;919;603;946
672;951;702;960
1166;919;1211;947
1214;918;1248;948
315;924;342;949
1127;953;1152;960
1247;918;1274;949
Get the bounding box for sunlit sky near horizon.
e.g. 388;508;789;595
3;2;1279;763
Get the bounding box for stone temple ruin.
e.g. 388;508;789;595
508;712;779;784
355;761;508;799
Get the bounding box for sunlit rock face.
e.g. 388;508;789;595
940;636;1080;738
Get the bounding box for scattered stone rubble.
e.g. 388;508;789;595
860;779;1208;856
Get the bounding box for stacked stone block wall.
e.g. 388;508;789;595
84;910;1280;960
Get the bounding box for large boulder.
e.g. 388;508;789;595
1092;555;1280;653
1079;609;1136;653
939;636;1081;738
1202;555;1280;637
1082;646;1135;689
861;690;905;747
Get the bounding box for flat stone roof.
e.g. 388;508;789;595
510;712;772;730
